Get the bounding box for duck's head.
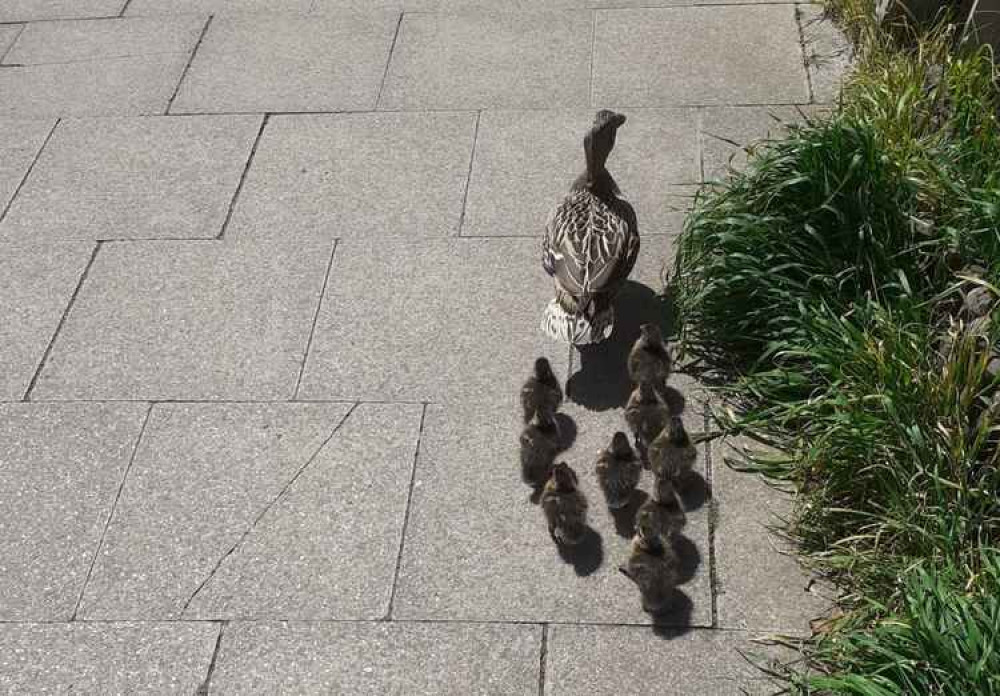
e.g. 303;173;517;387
639;323;664;345
582;111;627;192
610;431;633;459
550;462;578;492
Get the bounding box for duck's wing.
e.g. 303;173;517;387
542;190;639;302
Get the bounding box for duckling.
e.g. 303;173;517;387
542;110;639;345
520;409;559;489
624;381;669;465
628;323;671;391
595;431;642;509
635;475;686;543
619;531;679;614
520;357;563;424
540;462;588;546
648;416;697;484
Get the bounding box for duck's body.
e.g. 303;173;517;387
520;357;563;424
542;111;639;345
541;462;588;546
520;410;559;489
620;534;679;613
624;382;669;466
595;432;642;509
628;324;672;391
636;476;686;543
648;416;697;483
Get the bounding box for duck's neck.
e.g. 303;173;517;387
571;169;619;199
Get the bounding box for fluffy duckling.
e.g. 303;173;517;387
595;431;642;509
520;357;563;424
628;323;671;390
520;409;559;489
635;475;686;543
619;530;679;614
648;416;697;483
540;462;588;546
624;381;669;465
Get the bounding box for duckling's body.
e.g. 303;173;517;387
520;357;563;424
636;476;686;542
541;462;588;545
619;533;679;613
542;110;639;345
596;432;642;509
648;416;697;483
520;410;559;488
624;382;669;465
628;323;671;390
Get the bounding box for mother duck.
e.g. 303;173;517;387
542;110;639;345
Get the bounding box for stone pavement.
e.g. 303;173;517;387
0;1;847;693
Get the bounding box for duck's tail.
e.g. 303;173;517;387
541;298;614;345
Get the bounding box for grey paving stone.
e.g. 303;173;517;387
0;119;53;215
127;0;312;14
714;438;830;634
0;26;20;59
0;403;147;620
0;116;261;242
800;4;852;103
77;402;350;618
185;403;423;620
0;242;92;400
462;109;696;238
212;621;541;695
699;106;815;181
410;0;791;6
228;112;476;244
379;12;591;110
593;6;810;107
0;53;191;118
171;13;399;113
3;15;205;65
0;0;125;22
546;625;790;695
0;622;218;694
297;237;566;404
31;238;334;400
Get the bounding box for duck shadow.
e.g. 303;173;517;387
650;590;694;639
672;533;701;586
566;281;676;412
553;413;577;452
556;527;603;577
610;489;649;538
677;470;711;513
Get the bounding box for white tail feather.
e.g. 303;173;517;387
541;299;614;345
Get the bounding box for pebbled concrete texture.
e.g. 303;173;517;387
0;403;148;620
0;115;262;241
0;622;219;694
0;0;126;23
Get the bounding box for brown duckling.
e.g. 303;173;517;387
596;431;642;509
540;462;588;546
520;409;559;489
624;381;669;465
628;323;671;391
520;357;563;424
648;416;697;483
635;475;686;543
619;530;679;613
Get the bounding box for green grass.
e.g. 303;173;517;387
671;7;1000;694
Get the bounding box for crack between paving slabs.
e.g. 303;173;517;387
293;238;339;399
537;623;549;696
384;402;429;620
71;403;154;621
215;113;268;240
195;621;227;696
1;50;191;70
0;117;58;226
165;14;213;115
704;401;720;628
374;12;404;110
0;23;25;65
178;402;361;616
794;3;816;104
455;111;482;237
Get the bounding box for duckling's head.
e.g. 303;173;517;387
639;323;664;346
652;474;677;504
550;462;578;492
668;416;689;444
610;431;633;459
534;357;556;384
634;525;665;555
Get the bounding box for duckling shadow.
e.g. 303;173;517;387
611;489;649;538
672;533;701;586
566;281;675;412
553;413;577;452
650;590;694;639
678;471;711;513
556;527;604;577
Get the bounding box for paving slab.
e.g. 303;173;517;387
699;106;815;181
3;15;204;65
800;4;852;103
0;242;92;400
0;26;21;60
185;403;423;620
714;438;830;634
297;237;565;404
211;621;541;695
0;119;53;213
1;115;260;242
31;237;334;401
379;12;591;110
228;112;476;244
462;109;696;238
409;0;792;6
127;0;313;14
0;403;147;620
546;625;791;695
0;0;125;22
77;402;349;619
593;6;810;107
171;13;399;114
0;622;218;694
